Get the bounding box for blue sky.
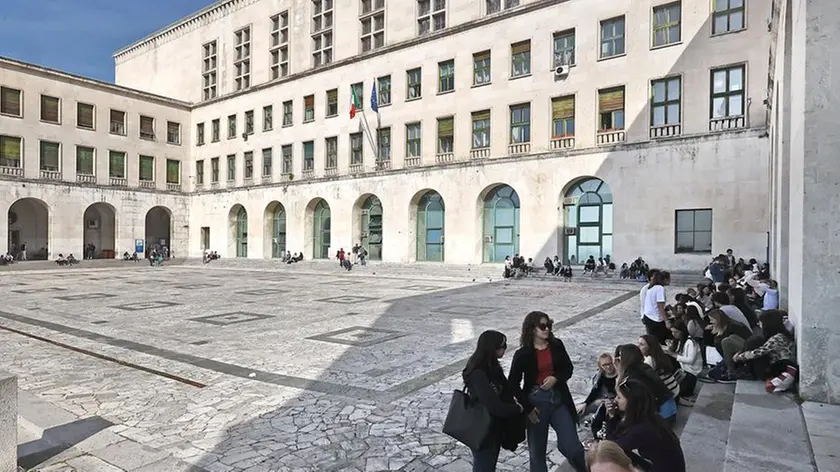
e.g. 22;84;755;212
0;0;214;82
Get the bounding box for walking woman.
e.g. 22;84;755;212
462;330;524;471
509;311;587;472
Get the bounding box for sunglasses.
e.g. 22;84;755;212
537;321;553;331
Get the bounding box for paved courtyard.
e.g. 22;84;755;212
1;262;652;472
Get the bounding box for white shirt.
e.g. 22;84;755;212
639;284;651;319
676;339;703;375
643;285;666;322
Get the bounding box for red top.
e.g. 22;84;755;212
535;347;554;386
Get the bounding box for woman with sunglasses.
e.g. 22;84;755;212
508;311;587;472
463;330;524;471
604;378;686;472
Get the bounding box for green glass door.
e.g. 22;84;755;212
362;196;383;260
416;191;444;261
482;185;520;262
235;207;248;257
313;200;331;259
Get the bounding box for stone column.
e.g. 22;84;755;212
0;371;17;472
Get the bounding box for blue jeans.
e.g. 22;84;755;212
472;439;501;472
527;388;587;472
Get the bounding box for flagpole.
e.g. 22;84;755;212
359;109;377;166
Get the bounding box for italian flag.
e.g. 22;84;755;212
350;86;360;119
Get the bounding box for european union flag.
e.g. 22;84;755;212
370;81;379;113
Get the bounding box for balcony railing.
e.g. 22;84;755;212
709;115;746;132
302;170;314;179
39;169;61;180
349;163;364;174
325;167;338;176
1;166;23;177
166;182;182;192
470;148;490;159
376;160;391;170
435;152;455;163
596;130;626;145
650;124;682;138
110;177;127;186
508;142;531;155
76;173;96;184
550;137;575;150
404;157;421;167
261;174;273;183
139;180;155;189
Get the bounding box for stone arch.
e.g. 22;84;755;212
351;194;383;261
83;202;116;259
228;204;248;258
409;189;445;262
304;198;331;259
263;201;287;258
559;177;613;265
7;198;50;260
144;206;173;258
478;184;520;263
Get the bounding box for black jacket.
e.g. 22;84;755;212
583;371;618;405
508;337;579;424
465;367;526;451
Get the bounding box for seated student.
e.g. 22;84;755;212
604;379;687;472
562;264;573;282
587;440;640;472
613;344;676;427
637;335;683;399
544;257;555;275
705;309;755;383
553;256;562;276
67;254;78;264
584;256;597;276
727;287;759;328
576;354;618;437
666;321;703;404
596;257;607;275
711;292;752;329
761;280;780;311
503;256;513;279
620;263;630;279
55;253;67;265
732;310;796;380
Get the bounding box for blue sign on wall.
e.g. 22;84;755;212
135;239;145;253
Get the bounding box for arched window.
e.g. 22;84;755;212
361;196;383;260
563;178;613;264
482;185;520;262
313;200;331;259
271;205;286;258
235;207;248;257
416;191;445;262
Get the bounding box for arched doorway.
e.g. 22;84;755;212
83;203;116;259
360;195;383;260
416;191;445;262
312;199;331;259
562;177;613;264
264;202;286;258
482;184;520;262
144;206;172;257
228;205;248;257
7;198;49;260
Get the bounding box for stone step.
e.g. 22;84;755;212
680;382;736;472
801;401;840;472
723;380;816;472
0;258;187;272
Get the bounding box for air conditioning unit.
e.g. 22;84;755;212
554;65;569;78
563;196;578;205
564;227;577;235
483;235;494;243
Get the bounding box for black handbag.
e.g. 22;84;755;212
442;387;492;450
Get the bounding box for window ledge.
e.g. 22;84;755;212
597;53;627;62
650;41;682;51
282;124;293;128
472;82;492;89
0;112;22;119
140;137;156;142
405;97;422;103
167;142;182;146
264;127;273;132
40;120;61;125
711;28;747;38
303;119;315;124
377;103;392;108
509;73;532;81
325;114;338;119
437;89;455;96
76;126;96;131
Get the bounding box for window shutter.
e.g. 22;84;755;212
78;104;94;128
40;142;59;167
140;116;154;134
511;41;530;55
110;152;125;177
552;96;575;120
41;97;60;122
0;137;21;161
304;95;314;108
77;147;94;173
438;118;454;137
1;88;21;114
140;156;154;179
167;160;180;183
327;89;337;102
472;110;490;121
599;88;625;112
474;50;490;62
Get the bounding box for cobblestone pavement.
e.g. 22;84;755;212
2;262;658;471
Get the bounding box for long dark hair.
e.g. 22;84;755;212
728;287;756;325
759;310;794;341
650;270;671;287
669;320;690;354
615;343;644;380
463;330;507;381
640;334;675;374
617;378;679;443
684;304;705;330
520;310;553;348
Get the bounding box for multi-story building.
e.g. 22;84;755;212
1;0;771;268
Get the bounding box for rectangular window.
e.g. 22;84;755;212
360;3;385;52
438;60;455;93
282;144;293;173
651;77;681;126
40;95;60;124
510;40;531;77
234;26;252;91
437;117;454;153
473;51;491;86
471;110;491;149
39;141;60;171
406;122;422;157
77;103;95;130
202;40;218;100
509;104;531;143
553;30;575;67
325;136;338;168
312;0;334;67
551;96;575;138
486;0;519;14
76;146;95;175
713;0;745;35
304;95;315;122
196;159;205;184
139;155;154;181
0;136;22;168
282;100;293;126
244;110;254;135
0;87;22;117
227;154;236;181
244;151;254;179
711;65;745;118
351;83;364;110
109;151;126;178
406;68;422;100
326;89;338;117
270;11;290;79
263;105;273;131
262;148;273;176
600;17;626;58
166;159;181;184
303;141;315;170
197;123;205;145
350;132;364;165
417;0;446;35
675;209;712;253
211;118;220;142
653;2;682;47
377;75;392;106
211;157;220;182
228;114;237;138
139;115;155;140
110;110;126;135
167;121;181;144
598;87;626;130
377;127;391;162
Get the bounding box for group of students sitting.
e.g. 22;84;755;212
54;253;79;266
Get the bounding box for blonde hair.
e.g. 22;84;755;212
587;441;635;471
